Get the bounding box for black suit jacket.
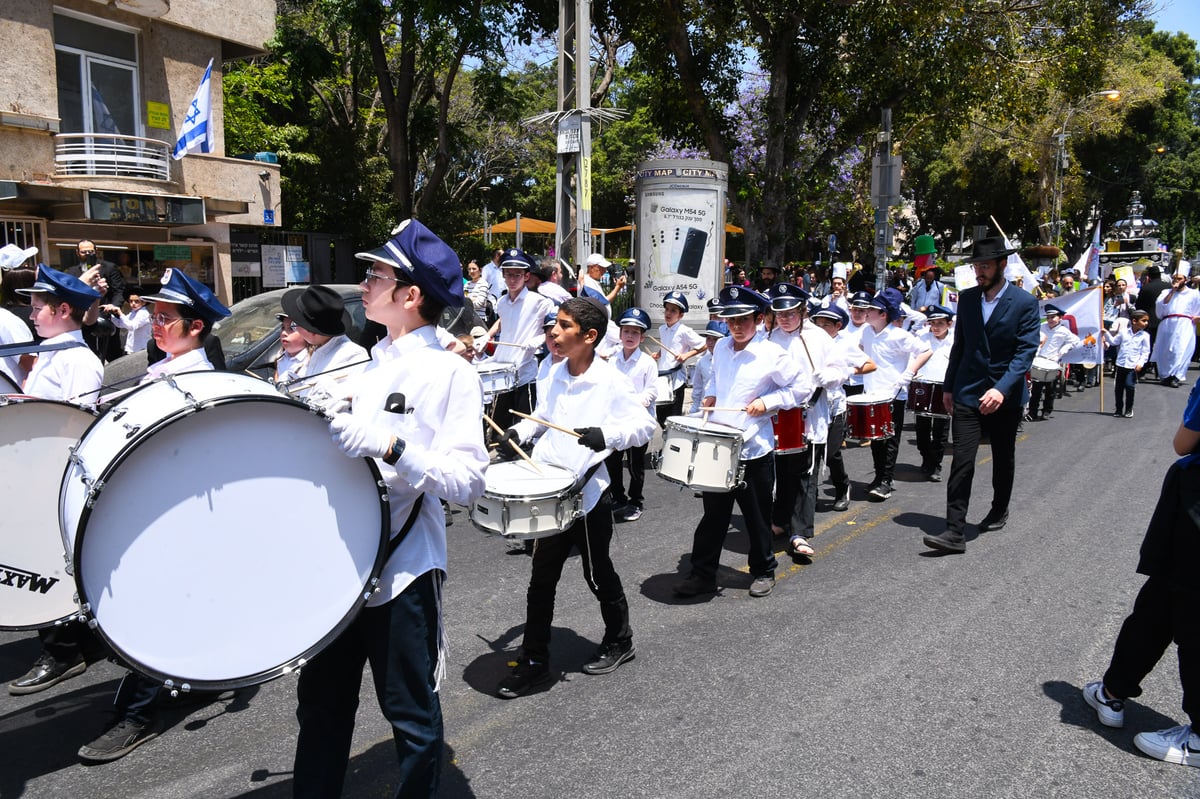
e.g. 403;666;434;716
944;282;1041;408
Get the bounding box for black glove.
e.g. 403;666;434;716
574;427;606;452
495;427;522;460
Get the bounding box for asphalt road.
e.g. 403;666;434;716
3;368;1198;799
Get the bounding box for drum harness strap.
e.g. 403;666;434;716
0;340;88;357
797;335;824;477
553;460;606;591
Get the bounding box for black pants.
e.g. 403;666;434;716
945;400;1022;534
1029;380;1055;417
772;444;825;538
295;571;444;799
522;497;631;663
1114;366;1138;413
492;382;536;432
825;412;849;493
37;621;102;667
1103;576;1199;727
605;444;647;508
869;399;907;484
915;413;949;469
688;454;777;583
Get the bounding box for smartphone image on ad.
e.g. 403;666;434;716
676;227;708;278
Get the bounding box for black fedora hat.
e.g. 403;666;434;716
281;285;346;336
963;236;1017;264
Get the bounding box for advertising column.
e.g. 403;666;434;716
634;159;728;328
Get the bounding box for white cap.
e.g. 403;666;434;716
0;243;38;270
586;253;611;268
832;261;849;280
1176;260;1191;277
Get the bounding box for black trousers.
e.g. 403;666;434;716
521;497;631;662
294;571;444;799
1029;380;1055;416
825;412;849;493
1103;576;1199;727
37;621;101;666
772;444;825;539
915;413;949;468
688;454;777;583
605;444;647;508
1114;366;1138;413
869;399;907;483
945;400;1022;534
491;381;536;432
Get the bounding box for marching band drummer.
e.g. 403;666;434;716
295;219;488;797
492;297;657;698
687;321;729;414
765;283;830;560
913;304;956;481
7;265;104;699
281;284;368;398
654;291;705;425
673;286;809;600
75;268;232;764
606;307;659;524
487;247;555;429
860;288;932;502
1027;304;1079;422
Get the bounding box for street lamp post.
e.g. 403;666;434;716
1050;89;1120;248
481;186;491;246
958;211;967;255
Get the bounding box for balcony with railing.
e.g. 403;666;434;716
54;133;171;181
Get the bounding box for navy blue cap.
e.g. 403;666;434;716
498;248;535;271
701;320;730;338
811;304;849;327
706;297;722;312
716;285;767;318
356;218;465;308
663;291;689;312
618;307;651;330
847;290;874;308
142;268;232;323
543;310;559;328
17;264;101;311
767;282;811;310
1044;304;1064;316
926;304;956;321
869;287;905;321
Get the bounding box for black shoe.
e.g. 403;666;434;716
497;660;553;699
978;510;1009;531
78;716;163;763
867;481;894;501
749;574;776;597
1123;410;1134;418
8;654;86;696
923;530;966;553
673;575;718;597
1029;414;1044;422
930;465;942;482
831;489;850;512
582;642;635;675
1112;410;1124;417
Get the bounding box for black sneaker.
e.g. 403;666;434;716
673;575;718;597
831;488;850;512
582;642;635;675
496;660;553;699
867;481;894;501
1123;410;1134;418
930;465;942;482
615;505;643;523
78;717;163;763
8;654;86;696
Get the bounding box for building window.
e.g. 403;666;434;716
54;12;141;136
0;218;46;262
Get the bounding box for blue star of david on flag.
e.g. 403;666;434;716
173;58;214;160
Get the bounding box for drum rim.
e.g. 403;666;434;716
663;416;744;436
0;371;21;393
69;393;391;691
0;400;99;631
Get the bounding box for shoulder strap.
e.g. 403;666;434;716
384;494;426;561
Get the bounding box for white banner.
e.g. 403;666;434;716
1043;286;1103;365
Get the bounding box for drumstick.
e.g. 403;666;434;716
647;335;687;362
482;413;544;475
490;340;529;349
510;409;581;438
697;406;750;413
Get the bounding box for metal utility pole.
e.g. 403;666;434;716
553;0;591;271
870;108;900;290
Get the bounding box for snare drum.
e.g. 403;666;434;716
907;379;948;418
772;406;807;454
1030;356;1061;383
476;361;518;403
0;397;97;630
655;372;675;406
59;371;389;690
655;416;745;492
845;393;894;440
470;461;581;539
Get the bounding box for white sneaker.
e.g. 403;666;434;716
1082;681;1125;728
1133;724;1200;767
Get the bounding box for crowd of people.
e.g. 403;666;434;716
2;228;1198;795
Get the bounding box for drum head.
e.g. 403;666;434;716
74;397;388;689
0;399;97;630
847;392;892;406
485;461;576;496
665;415;743;437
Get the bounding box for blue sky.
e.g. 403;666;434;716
1149;0;1200;44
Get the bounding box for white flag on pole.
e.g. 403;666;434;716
172;59;214;160
1044;285;1104;366
1072;218;1102;283
1001;234;1038;294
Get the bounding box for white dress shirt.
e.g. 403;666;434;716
768;326;828;443
916;328;955;382
143;346;214;381
0;306;32;387
702;337;806;459
495;286;555;385
357;325;488;605
23;330;103;404
861;324;930;400
113;306;152;354
658;321;705;389
513;355;657;513
611;347;658;411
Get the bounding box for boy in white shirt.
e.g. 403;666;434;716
1104;309;1151;418
654;291;705;425
913;304;955;480
687;321;728;413
488;248;555;428
606;307;659;522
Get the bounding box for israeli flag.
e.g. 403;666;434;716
172;58;214;160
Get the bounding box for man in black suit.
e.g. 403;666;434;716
76;239;125;362
924;237;1040;553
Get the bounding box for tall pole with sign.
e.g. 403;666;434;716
552;0;591;270
870;108;900;291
